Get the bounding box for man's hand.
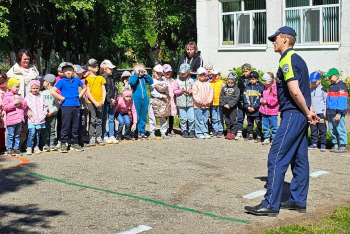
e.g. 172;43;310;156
307;111;320;125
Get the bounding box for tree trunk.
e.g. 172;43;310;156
36;48;43;74
168;50;177;73
65;51;71;63
19;0;26;48
148;50;161;65
36;4;42;74
65;14;72;62
79;53;85;65
46;49;55;74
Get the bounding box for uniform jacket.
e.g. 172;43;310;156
42;89;60;115
25;92;49;125
150;78;171;118
219;85;240;108
259;82;279;116
129;74;153;101
326;80;348;116
243;82;264;116
177;51;203;74
2;92;27;126
0;90;6;128
164;76;177;116
310;83;327;115
210;78;225;106
173;76;194;108
114;97;137;123
192;80;213;109
6;63;39;96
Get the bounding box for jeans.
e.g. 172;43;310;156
42;115;57;146
116;112;131;136
310;113;327;145
237;106;246;131
88;103;103;139
78;109;86;142
178;107;195;132
27;127;42;148
262;114;278;140
102;103;115;138
327;114;347;146
194;108;209;137
7;123;22;150
211;106;223;132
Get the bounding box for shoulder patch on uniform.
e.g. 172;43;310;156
282;64;289;74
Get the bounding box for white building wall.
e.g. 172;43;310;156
197;0;350;79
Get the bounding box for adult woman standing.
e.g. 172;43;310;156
177;41;203;77
7;49;39;96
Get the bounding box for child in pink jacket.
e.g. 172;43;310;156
114;88;137;141
192;67;213;139
259;73;279;145
24;80;49;155
3;78;28;156
162;64;177;136
0;71;8;153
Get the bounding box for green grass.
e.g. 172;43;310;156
261;206;350;234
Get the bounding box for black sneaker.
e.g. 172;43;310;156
116;135;123;141
60;144;68;153
124;135;132;141
71;144;84;152
13;148;23;156
189;130;195;138
182;130;189;138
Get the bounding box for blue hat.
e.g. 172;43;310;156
268;26;297;42
309;71;321;82
179;63;190;73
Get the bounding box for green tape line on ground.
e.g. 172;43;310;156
20;171;250;224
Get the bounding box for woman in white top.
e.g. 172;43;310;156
7;49;39;97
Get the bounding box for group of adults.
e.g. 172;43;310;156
5;29;317;218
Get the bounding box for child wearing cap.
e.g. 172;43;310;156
259;72;279;145
325;68;348;153
219;72;240;140
114;88;137;141
162;64;177;136
236;63;253;140
308;71;327;151
149;64;170;139
192;67;213;139
0;71;8;153
3;77;27;156
41;74;60;151
24;80;49;155
51;62;87;153
243;71;263;142
85;58;107;146
173;63;195;138
121;71;131;91
210;68;225;138
205;63;213;82
129;63;153;139
100;60;119;144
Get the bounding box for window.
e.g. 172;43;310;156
284;0;340;45
220;0;267;48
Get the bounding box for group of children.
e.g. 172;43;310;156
0;58;347;156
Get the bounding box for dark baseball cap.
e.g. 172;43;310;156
268;26;297;42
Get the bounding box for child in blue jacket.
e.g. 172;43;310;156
325;68;348;153
243;71;263;142
129;63;154;139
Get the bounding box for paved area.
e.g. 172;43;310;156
0;134;350;233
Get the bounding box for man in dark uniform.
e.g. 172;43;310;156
245;26;319;217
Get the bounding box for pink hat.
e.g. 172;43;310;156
163;64;172;73
123;90;133;97
30;79;40;88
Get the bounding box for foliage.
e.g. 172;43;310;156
230;66;265;84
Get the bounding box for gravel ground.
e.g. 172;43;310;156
0;131;350;234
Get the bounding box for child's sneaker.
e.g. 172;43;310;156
26;147;32;155
320;144;326;152
109;136;119;144
169;130;175;136
138;135;142;140
308;144;317;150
161;132;169;139
330;145;339;152
117;135;123;141
124;135;132;141
212;131;218;137
182;130;189;138
55;141;61;150
34;146;42;154
42;145;50;152
13;148;22;156
60;144;68;153
255;136;261;143
141;134;148;140
245;134;253;141
71;144;84;152
96;137;105;145
189;130;195;138
149;132;157;139
50;145;57;151
104;137;112;144
262;138;270;145
235;131;243;140
89;138;96;146
198;135;205;139
217;131;223;138
5;148;13;156
204;134;211;139
334;146;347;153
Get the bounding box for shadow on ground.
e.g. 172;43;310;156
255;176;291;202
0;158;66;233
